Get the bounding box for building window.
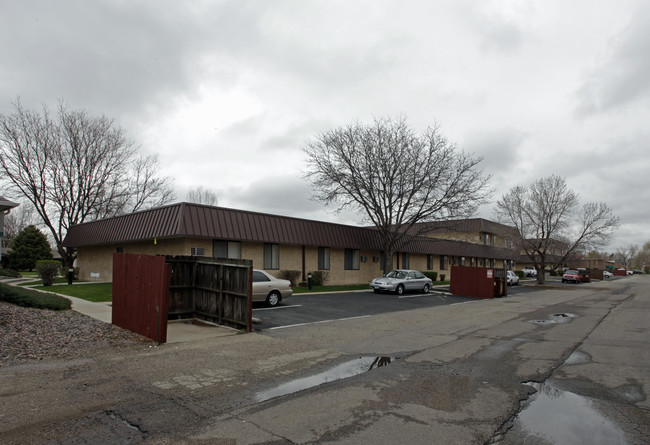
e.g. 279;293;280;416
460;257;466;266
402;253;410;269
318;246;330;270
344;249;360;270
440;255;448;270
264;243;279;269
427;254;434;270
483;233;490;245
116;247;123;253
213;240;242;259
191;247;205;256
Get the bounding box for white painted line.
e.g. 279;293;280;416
269;315;371;330
253;305;302;311
398;293;432;299
450;300;480;306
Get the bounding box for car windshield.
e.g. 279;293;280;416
386;270;406;279
565;270;578;275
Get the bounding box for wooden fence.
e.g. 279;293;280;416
112;253;170;343
167;256;253;332
112;254;253;343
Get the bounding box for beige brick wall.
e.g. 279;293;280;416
76;238;456;285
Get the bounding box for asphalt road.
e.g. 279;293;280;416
1;276;647;444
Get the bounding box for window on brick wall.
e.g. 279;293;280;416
344;249;360;270
318;246;330;270
264;243;279;269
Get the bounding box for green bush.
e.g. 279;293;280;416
280;270;301;287
0;282;71;310
310;271;330;286
35;260;61;286
515;270;524;279
9;225;53;271
424;271;438;282
0;268;21;278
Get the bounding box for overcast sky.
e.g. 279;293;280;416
2;0;649;251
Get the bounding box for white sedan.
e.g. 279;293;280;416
507;270;520;286
602;270;613;279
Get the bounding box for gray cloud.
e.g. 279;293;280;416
575;3;650;114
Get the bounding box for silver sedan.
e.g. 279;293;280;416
252;270;292;306
370;269;433;295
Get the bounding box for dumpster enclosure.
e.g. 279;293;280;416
112;253;253;343
450;265;507;299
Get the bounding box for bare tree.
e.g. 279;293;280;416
632;241;649;272
303;116;491;273
495;175;619;283
186;186;219;206
614;244;639;269
0;99;175;267
1;200;37;248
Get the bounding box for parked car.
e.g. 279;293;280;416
506;270;519;286
252;269;292;307
370;269;432;295
602;270;613;279
627;270;633;276
577;268;591;283
562;270;581;284
633;270;644;274
522;266;537;277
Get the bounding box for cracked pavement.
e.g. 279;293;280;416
1;277;648;444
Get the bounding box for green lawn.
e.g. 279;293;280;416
33;282;113;302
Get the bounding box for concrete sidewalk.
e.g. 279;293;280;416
65;295;239;343
0;277;238;343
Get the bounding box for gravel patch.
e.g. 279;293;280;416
0;301;153;367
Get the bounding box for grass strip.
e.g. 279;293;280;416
32;282;113;303
0;282;71;310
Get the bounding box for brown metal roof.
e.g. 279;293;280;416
410;218;519;238
63;202;517;260
63;202;383;250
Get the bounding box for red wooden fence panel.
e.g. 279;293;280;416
450;265;502;299
112;253;169;343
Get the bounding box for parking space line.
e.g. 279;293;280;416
398;293;432;299
268;315;371;330
398;292;451;299
253;304;302;311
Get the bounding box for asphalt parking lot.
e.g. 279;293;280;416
252;283;537;331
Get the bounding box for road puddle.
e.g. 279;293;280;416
530;312;578;325
511;380;628;444
255;356;394;402
564;350;591;365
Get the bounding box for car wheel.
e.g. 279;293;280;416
373;288;380;294
562;279;566;283
266;291;281;307
396;284;405;295
422;284;430;293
